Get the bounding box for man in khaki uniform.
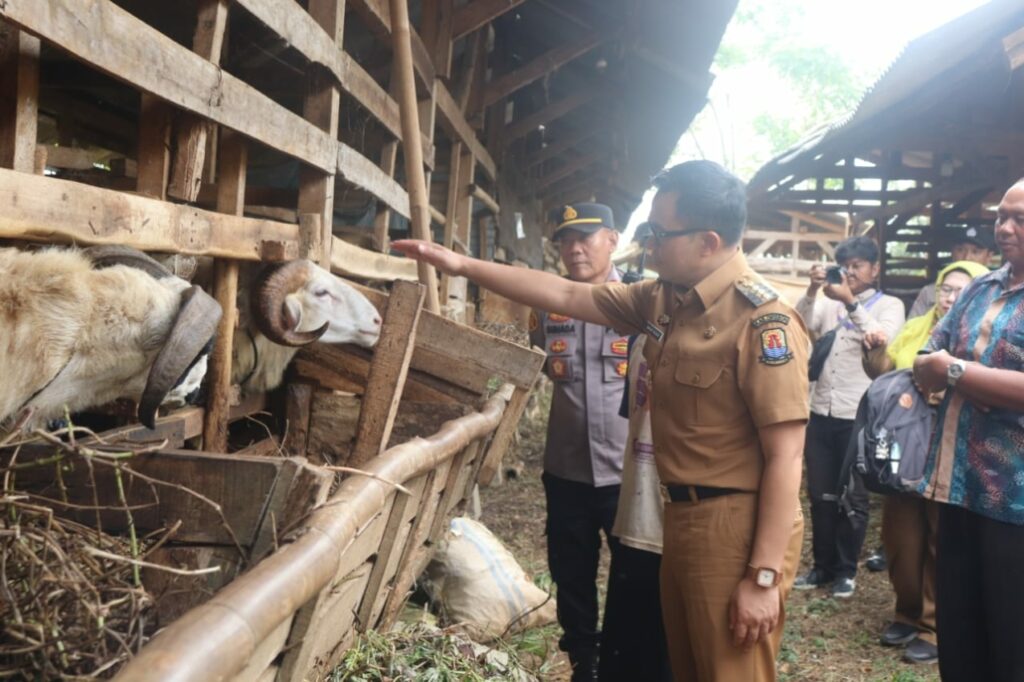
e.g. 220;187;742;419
393;160;809;681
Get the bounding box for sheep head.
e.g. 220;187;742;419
252;260;381;349
83;246;222;428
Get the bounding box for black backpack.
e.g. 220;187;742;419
840;369;936;496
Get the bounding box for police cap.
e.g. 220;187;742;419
937;225;995;252
553;202;617;239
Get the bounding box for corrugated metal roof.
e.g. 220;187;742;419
748;0;1024;196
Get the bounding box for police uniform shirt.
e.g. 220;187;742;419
591;251;810;491
530;268;629;487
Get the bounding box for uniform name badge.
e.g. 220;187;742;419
759;327;793;365
643;320;664;342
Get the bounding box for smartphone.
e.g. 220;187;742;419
825;265;845;285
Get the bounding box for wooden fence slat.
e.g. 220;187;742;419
354;491;412;630
350;280;426;466
1;0;336;172
0;22;39;173
337;143;411;219
478;384;531;485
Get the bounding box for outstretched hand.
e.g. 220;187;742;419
391;239;466;277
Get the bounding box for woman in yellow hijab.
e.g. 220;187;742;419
860;259;990;664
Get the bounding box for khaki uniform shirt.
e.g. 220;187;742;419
530;269;629;487
796;288;906;420
592;251;810;491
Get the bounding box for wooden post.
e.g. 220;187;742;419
349;280;426;466
388;0;441;314
0;22;39;173
136;94;172;199
478;384;531;485
283;383;314;457
201;130;247;452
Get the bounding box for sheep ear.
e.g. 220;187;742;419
138;286;222;429
283;295;302;332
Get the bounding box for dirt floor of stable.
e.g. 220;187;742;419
479;383;940;682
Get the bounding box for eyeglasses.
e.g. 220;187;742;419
637;221;706;243
938;284;964;298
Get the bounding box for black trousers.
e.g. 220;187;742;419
598;544;672;682
936;503;1024;681
542;472;620;674
804;413;868;579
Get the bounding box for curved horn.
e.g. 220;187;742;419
251;260;329;347
138;286;222;429
83;245;173;280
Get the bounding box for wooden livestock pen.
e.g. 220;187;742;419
0;0;734;679
744;0;1024;302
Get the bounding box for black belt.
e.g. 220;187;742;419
663;484;744;503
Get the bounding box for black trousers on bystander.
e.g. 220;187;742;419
936;503;1024;681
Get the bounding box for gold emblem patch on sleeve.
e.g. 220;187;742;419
759;327;793;365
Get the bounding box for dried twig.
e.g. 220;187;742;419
83;547;222;577
320;465;413;495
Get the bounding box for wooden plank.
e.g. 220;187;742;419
469;184;499;214
136;94;172;199
355;491;411;630
282;382;314;457
337;143;410;219
537;152;602;190
441;149;475;319
0;168;302;260
421;0;454;79
2;0;337;173
346;0;434;87
354;283;547;390
330;234;417;281
452;0;526;40
350;280;426;466
0;22;39;173
427;444;472;541
167;0;229;202
484;33;601;107
744;229;841;244
526;126;602;168
251;458;333;559
202;129;247;452
506;89;599;141
440;143;463;303
435;83;497;179
478;384;530;485
143;545;245;627
230;617;293;682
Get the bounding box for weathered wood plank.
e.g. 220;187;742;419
1;0;336;172
350;280;425;466
506;89;599;141
435;83;497;180
484;33;601;107
282;382;314;457
0;168;302;260
452;0;526;40
230;617;293;682
0;22;39;173
478;384;530;485
337;143;410;219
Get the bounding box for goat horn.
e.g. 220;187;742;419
83;245;173;280
138;286;222;430
251;260;329;347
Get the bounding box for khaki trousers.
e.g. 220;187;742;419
660;494;803;682
881;494;938;644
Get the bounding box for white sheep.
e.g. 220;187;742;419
230;260;382;393
0;245;221;431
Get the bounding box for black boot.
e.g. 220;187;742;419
569;648;599;682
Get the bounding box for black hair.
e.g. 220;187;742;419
835;236;880;265
652;161;747;245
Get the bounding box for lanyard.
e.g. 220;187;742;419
837;291;884;331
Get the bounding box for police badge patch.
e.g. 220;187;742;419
549;339;568;353
549;357;570;379
759;328;793;365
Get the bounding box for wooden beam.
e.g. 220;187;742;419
506;89;599;141
478;384;531;485
346;0;435;87
452;0;526;40
2;0;337;173
337;142;410;218
537;152;602;190
526;125;602;167
744;229;842;244
852;173;1000;227
331;235;418;281
350;280;425;467
0;168;303;260
469;183;499;214
0;21;39;173
435;83;497;179
167;0;228;202
201;129;247;452
389;0;441;313
484;33;602;107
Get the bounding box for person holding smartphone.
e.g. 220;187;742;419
794;237;906;599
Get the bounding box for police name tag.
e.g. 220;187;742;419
643;320;664;342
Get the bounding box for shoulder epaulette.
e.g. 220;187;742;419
735;276;779;308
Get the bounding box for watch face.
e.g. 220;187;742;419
757;569;775;587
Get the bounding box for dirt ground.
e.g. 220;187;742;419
479;384;940;682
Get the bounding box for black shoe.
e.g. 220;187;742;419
866;549;887;572
903;636;938;664
830;576;856;599
793;568;833;590
880;622;918;647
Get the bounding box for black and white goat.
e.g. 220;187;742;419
230;260;382;393
0;245;221;431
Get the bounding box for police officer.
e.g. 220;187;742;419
394;160;809;681
528;203;629;681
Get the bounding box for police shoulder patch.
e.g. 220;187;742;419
736;276;779;308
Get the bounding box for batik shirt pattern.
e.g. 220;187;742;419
919;264;1024;525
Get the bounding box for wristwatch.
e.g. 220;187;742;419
845;301;859;313
947;358;967;388
747;564;782;588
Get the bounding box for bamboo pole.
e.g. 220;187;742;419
112;392;511;682
388;0;441;314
